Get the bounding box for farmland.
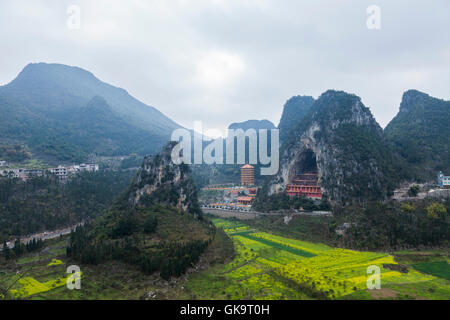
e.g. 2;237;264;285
184;218;450;299
1;218;448;300
0;237;160;300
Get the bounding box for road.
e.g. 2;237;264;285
202;207;332;220
1;222;84;250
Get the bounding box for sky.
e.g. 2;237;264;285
1;0;449;135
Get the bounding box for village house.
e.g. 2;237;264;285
0;162;99;181
437;171;450;189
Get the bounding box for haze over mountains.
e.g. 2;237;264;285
0;62;448;188
0;63;182;162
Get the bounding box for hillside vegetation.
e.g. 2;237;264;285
66;143;215;280
385;90;450;179
0;170;135;242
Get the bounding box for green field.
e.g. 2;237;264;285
412;261;450;280
184;218;450;300
1;218;449;300
0;241;83;299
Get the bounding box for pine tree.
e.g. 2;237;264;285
2;241;10;260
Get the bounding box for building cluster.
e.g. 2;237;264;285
203;186;257;209
199;165;259;211
0;168;44;180
286;172;323;199
0;162;99;181
437;171;450;189
49;163;99;181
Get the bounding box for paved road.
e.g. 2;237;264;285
1;222;84;250
202;208;332;220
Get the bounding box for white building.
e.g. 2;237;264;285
0;168;28;180
49;163;99;180
437;171;450;189
49;165;68;180
79;163;99;172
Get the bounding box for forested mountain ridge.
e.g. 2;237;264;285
385;90;450;178
0;63;182;162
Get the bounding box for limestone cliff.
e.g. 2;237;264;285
127;142;202;216
262;90;407;205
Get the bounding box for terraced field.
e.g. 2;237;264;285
186;218;450;299
1;218;448;300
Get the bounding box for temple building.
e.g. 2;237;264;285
241;164;255;186
286;172;323;199
237;196;254;205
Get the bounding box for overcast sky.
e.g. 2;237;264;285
1;0;449;134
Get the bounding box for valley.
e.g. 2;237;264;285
1;216;448;300
1;0;450;311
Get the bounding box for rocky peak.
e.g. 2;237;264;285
127;142;201;217
228;119;275;131
278;95;315;144
311;90;378;130
399;90;431;113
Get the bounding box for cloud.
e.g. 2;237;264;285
0;0;449;132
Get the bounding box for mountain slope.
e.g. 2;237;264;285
63;96;169;156
384;90;450;177
278;95;315;145
257;90;409;205
0;63;182;162
1;63;180;134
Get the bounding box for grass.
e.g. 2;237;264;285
10;277;63;298
184;218;448;300
235;232;316;258
47;259;64;267
412;261;450;280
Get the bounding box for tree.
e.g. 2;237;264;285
143;216;158;234
2;241;10;260
408;185;420;197
401;202;415;213
426;202;447;219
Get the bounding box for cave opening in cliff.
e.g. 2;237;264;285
286;148;323;199
292;149;318;177
299;149;317;174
